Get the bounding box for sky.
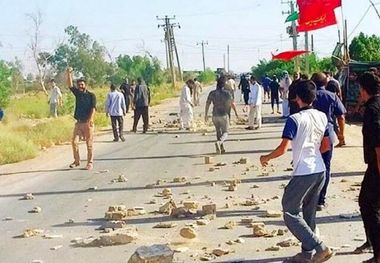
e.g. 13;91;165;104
0;0;380;74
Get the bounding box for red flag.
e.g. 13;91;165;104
297;0;338;32
272;50;309;61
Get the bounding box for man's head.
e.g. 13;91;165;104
250;76;256;84
125;77;129;84
186;79;195;89
272;75;278;82
358;71;380;102
50;79;56;87
295;80;317;107
216;75;226;89
76;78;87;92
110;83;116;91
137;77;143;85
293;72;300;80
311;72;328;88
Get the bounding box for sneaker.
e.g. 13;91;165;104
271;111;275;114
288;253;312;263
215;142;221;154
69;162;80;168
311;247;334;263
220;144;226;154
316;204;327;211
245;126;254;130
120;136;125;142
85;163;93;170
113;138;119;142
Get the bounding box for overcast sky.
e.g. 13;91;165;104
1;0;380;73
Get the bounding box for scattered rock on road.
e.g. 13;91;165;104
75;228;138;247
21;228;44;238
29;206;42;213
180;227;197;239
202;204;216;215
154;222;177;229
22;193;35;200
127;244;174;263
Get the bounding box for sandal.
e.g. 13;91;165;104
69;162;80;168
85;163;93;170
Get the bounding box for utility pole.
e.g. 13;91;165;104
197;40;208;72
157;15;182;86
282;0;299;70
305;32;309;74
223;53;226;70
227;45;230;73
311;34;314;52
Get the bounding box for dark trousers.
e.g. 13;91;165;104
133;106;149;132
359;174;380;258
243;91;250;105
271;94;279;109
318;145;333;205
111;116;124;140
125;97;130;113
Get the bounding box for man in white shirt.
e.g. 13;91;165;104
105;84;126;142
48;79;62;118
260;80;334;263
246;76;263;130
193;78;202;106
179;79;195;130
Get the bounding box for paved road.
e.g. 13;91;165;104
0;87;371;263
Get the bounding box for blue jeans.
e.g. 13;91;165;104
319;146;333;205
282;172;327;258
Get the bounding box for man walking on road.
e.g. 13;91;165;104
48;79;62;118
105;84;126;142
66;68;96;170
270;76;281;114
193;78;202;106
260;80;334;263
238;74;250;106
280;71;292;118
179;79;195;130
311;72;346;211
246;76;263;130
132;77;150;133
205;76;232;154
120;77;132;113
358;72;380;263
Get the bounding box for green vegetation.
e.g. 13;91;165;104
349;33;380;62
251;53;335;78
0;61;12;108
198;68;216;84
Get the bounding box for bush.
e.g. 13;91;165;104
0;61;12;108
198;69;216;84
0;127;38;164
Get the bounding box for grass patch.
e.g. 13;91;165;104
0;126;38;164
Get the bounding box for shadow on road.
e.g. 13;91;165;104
0;168;79;176
170;136;280;145
0;171;364;198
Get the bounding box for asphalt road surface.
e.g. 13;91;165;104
0;86;371;263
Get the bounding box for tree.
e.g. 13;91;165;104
0;61;12;108
26;10;51;95
7;57;24;93
49;26;113;86
349;32;380;62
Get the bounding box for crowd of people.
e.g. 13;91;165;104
57;66;380;262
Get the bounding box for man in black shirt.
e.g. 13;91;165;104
238;75;250;105
358;72;380;263
120;77;132;113
269;76;281;114
132;77;150;133
66;68;96;170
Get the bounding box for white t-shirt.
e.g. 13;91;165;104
49;85;62;104
282;108;329;176
179;85;192;106
248;82;263;106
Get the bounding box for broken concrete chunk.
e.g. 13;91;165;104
235;238;245;243
216;162;227;167
183;201;199;210
223;221;236;229
102;220;128;230
117;175;128;182
180;227;197;239
202;204;216;215
200;254;215;261
264;210;282;218
204;156;213;164
43;234;63;239
171;207;189;218
22;193;35;200
252;222;267;237
173;177;187;183
127;244;174;263
339;212;361;219
88;186;98;191
196;219;210;226
239;157;248;164
29;206;42;213
277;238;299;247
127;207;146;217
240;218;254;224
159;200;177;215
154;222;177;229
212;248;230;257
22;228;44;238
162;188;172;197
76;228;138;247
265;245;281;251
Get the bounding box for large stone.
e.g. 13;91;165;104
159;200;176;215
180;227;197;239
79;228;138;247
252;222;268;237
22;228;44;238
171;207;189;218
183;201;199;210
127;244;174;263
202;204;216;215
